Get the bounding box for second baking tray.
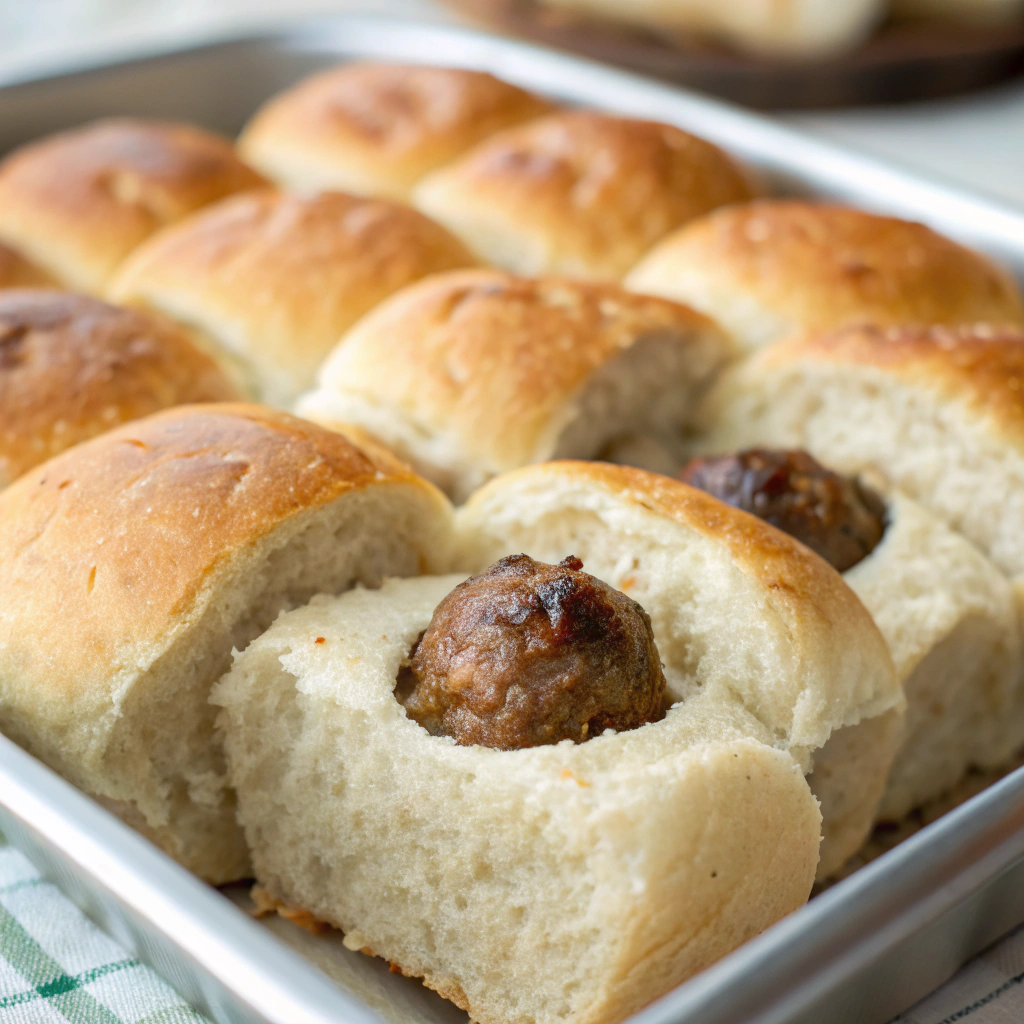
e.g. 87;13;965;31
3;15;1024;1024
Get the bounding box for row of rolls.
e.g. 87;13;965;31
1;60;1024;1024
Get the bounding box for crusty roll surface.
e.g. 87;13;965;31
413;111;756;281
536;0;885;56
0;242;54;289
453;461;903;881
297;269;735;501
0;403;454;883
239;63;551;199
701;323;1024;581
0;290;239;488
216;462;899;1024
108;189;477;407
626;201;1024;352
0;119;267;294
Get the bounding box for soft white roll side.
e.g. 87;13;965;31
214;577;821;1024
842;492;1021;820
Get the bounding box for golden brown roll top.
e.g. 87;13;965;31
413;111;756;281
0;403;454;882
0;119;268;294
702;322;1024;579
627;201;1024;352
297;268;735;501
0;242;54;289
108;189;478;407
0;290;238;488
239;62;552;199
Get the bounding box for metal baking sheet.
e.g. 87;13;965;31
2;16;1024;1024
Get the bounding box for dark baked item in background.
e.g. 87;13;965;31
0;403;454;883
627;201;1024;351
0;119;267;293
297;268;734;501
0;290;238;488
400;553;666;747
413;110;757;280
108;189;478;407
239;62;552;198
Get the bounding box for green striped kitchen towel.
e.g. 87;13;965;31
0;842;208;1024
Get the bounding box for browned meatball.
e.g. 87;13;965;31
679;449;886;572
398;553;666;750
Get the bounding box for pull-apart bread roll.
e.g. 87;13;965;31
239;63;551;198
703;323;1024;585
0;242;54;288
679;449;1020;820
413;111;756;281
108;189;476;407
0;120;267;294
626;201;1024;353
0;290;238;489
297;269;735;502
215;463;901;1024
535;0;885;57
0;404;453;883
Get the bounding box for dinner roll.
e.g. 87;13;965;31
0;120;267;294
454;462;902;878
413;111;756;281
0;290;238;489
535;0;885;56
0;404;453;883
626;201;1024;352
108;190;477;407
239;63;551;199
0;242;54;289
216;461;899;1024
701;323;1024;581
297;269;735;502
678;447;1021;820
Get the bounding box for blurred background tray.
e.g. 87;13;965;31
446;0;1024;107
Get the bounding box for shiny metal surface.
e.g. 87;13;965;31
1;18;1024;1024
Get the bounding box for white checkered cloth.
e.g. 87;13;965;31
4;837;1024;1024
0;843;208;1024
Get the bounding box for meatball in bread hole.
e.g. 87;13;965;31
297;269;735;502
239;63;551;199
413;111;756;281
0;290;239;489
701;323;1024;584
626;202;1024;353
0;404;453;882
108;189;476;407
681;449;1021;820
0;119;267;294
214;461;900;1024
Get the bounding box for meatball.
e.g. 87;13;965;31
398;553;666;750
679;448;886;573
